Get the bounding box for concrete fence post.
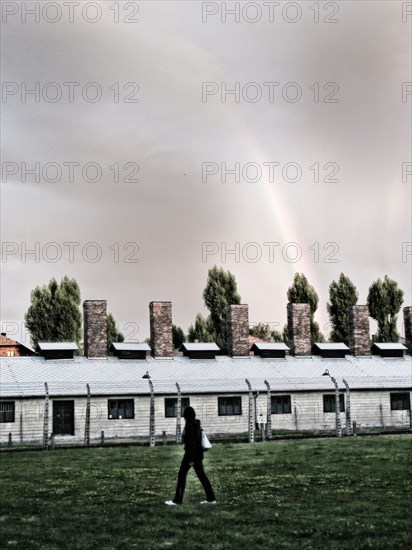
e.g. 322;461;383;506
330;375;342;437
176;382;182;444
8;433;12;447
264;380;272;439
323;371;341;437
342;379;352;436
43;382;49;451
84;383;91;448
245;379;254;443
148;379;155;447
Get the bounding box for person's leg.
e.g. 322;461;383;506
193;459;216;502
173;457;191;504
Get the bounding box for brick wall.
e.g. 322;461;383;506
149;301;173;358
227;304;249;356
348;305;370;356
287;303;311;356
83;300;107;358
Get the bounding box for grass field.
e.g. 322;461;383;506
1;435;411;549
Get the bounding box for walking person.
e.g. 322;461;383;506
165;406;216;506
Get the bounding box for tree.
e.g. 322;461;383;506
270;329;284;343
249;322;272;340
249;322;283;342
202;266;241;352
327;273;358;344
25;276;82;348
286;273;325;345
172;324;186;349
367;275;404;342
187;313;214;343
107;313;124;351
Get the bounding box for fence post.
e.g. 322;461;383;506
148;379;155;447
101;430;105;445
84;383;91;448
245;379;254;443
8;433;12;448
176;382;182;444
50;433;55;450
20;411;23;443
43;382;49;451
409;409;412;431
331;375;342;437
264;380;272;439
342;379;352;436
353;421;357;436
162;430;167;445
380;404;384;429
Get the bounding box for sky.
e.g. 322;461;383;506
1;0;411;346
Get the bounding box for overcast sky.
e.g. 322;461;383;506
1;0;411;345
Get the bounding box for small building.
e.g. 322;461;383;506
0;333;35;357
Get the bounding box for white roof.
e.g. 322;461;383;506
372;343;407;350
0;354;411;398
111;343;151;351
251;343;290;351
313;343;350;351
37;342;78;351
181;343;220;351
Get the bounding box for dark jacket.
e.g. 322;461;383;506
182;419;203;462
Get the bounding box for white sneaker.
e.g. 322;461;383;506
200;500;217;505
165;500;178;506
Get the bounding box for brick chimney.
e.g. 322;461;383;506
227;304;249;356
287;303;311;356
403;306;412;354
83;300;107;358
149;301;173;358
348;305;370;356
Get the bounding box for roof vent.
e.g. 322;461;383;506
312;343;350;359
179;342;220;360
371;343;406;358
110;342;151;360
250;343;289;359
36;342;78;360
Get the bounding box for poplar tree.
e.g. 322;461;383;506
172;324;186;349
367;275;404;342
202;266;241;352
188;267;241;351
327;273;358;344
107;313;125;350
25;276;82;348
188;313;214;343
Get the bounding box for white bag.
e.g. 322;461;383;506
201;430;212;450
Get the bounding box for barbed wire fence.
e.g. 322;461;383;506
1;377;411;451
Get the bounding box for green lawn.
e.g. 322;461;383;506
1;435;411;549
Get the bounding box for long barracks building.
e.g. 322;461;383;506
1;301;411;447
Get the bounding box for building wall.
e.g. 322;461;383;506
0;345;20;357
1;390;410;444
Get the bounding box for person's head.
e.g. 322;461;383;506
183;406;196;422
